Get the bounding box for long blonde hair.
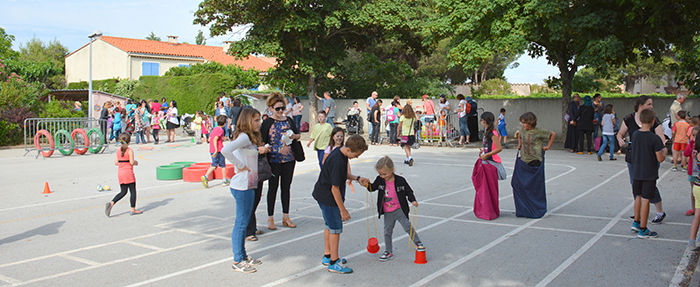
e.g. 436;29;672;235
232;108;263;146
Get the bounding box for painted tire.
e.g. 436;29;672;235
54;129;75;156
213;164;236;180
171;161;196;168
34;129;55;158
156;165;184;180
192;162;212;168
183;166;214;182
71;128;89;155
86;128;104;154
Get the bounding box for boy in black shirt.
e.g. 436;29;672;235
312;135;369;273
630;109;667;238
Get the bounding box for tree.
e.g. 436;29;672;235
609;51;677;93
194;0;429;124
13;37;69;89
146;32;161;41
195;30;206;45
0;27;18;60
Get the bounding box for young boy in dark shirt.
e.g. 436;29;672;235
312;135;369;274
630;109;668;238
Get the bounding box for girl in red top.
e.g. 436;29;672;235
105;132;142;217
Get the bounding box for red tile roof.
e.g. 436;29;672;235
95;36;275;72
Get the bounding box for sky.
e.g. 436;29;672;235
0;0;560;85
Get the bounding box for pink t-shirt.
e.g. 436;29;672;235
209;127;224;153
423;100;435;116
383;180;400;213
151;102;161;114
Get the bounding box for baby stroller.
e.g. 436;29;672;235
181;113;196;136
346;114;363;135
124;115;136;134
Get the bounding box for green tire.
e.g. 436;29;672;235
156;165;184;180
171;161;196;168
54;129;75;156
87;128;104;154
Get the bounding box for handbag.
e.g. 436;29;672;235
258;154;272;183
291;139;306;162
401;136;408;144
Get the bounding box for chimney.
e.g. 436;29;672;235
223;41;233;54
167;35;178;44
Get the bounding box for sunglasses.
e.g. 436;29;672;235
274;107;285;112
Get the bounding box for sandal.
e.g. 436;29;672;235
130;210;143;215
267;219;277;230
282;217;296;228
255;229;264;235
245;235;258;241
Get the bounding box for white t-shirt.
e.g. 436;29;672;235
221;133;259;190
602;114;615;136
458;100;467;117
168;107;179;125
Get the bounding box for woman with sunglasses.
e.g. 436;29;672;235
260;93;301;230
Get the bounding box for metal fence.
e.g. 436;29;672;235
24;117;109;158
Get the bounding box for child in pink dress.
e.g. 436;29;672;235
105;132;142;217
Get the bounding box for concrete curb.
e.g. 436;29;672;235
670;247;699;287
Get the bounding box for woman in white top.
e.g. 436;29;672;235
165;100;179;142
291;97;304;130
439;94;451;113
221;108;270;273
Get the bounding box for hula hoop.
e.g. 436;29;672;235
54;129;75;156
71;128;89;155
86;128;104;154
34;129;55;158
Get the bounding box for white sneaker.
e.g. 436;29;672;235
232;261;256;273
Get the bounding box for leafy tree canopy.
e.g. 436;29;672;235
146;31;161;41
195;30;206;45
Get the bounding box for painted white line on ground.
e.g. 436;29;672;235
58;254;100;266
408;167;627;287
0;274;20;284
124;241;166;251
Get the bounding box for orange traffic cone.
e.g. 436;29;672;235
414;248;427;264
42;182;51;194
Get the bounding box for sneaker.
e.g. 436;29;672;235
379;251;394;262
687;209;695;216
222;179;230;186
244;256;262;266
201;176;209;188
673;166;678;172
105;202;112;217
610;158;617;161
631;221;640;232
597;155;602;161
651;212;666;224
409;158;414;167
404;160;409;165
232;261;256;273
322;256;347;266
416;242;425;250
638;228;658;239
588;152;592;155
327;261;353;274
683;166;688;171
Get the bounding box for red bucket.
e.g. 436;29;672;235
367;237;380;254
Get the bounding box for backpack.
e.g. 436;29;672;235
386;107;396;122
300;121;309;132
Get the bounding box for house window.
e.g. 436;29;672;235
142;62;160;76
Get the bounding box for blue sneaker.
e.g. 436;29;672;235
328;261;353;274
638;228;658;239
631;221;640;232
322;256;347;266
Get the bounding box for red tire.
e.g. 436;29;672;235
34;129;55;158
191;162;211;167
214;164;236;180
71;128;89;155
182;166;214;182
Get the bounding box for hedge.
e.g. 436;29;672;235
66;79;120;94
472;92;685;100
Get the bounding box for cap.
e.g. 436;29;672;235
422;94;429;99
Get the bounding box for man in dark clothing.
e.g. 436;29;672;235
466;96;479;142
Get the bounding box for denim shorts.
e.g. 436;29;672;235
318;202;343;234
211;152;226;167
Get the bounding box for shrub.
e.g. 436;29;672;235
0;120;21;146
66;78;121;94
38;100;86;118
478;79;513;96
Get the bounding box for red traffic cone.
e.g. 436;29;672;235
414;248;427;264
42;182;51;194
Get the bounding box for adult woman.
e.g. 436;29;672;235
260;93;301;229
100;101;112;143
229;98;243;132
141;100;152;143
291;97;304;130
564;94;581;152
398;104;417;166
438;94;450;113
165;100;179;142
221;108;265;273
456;94;470;145
574;96;595;154
134;101;146;144
592;93;604;139
616;95;667;223
370;100;383;145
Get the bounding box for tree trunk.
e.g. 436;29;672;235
623;76;636;94
307;74;318;130
559;61;577;138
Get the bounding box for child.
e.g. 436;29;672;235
687;116;699;142
438;109;447;143
690;131;700;248
473;112;503;220
105;132;142;217
111;108;123;142
307;111;333;168
366;156;424;261
150;106;162;144
597;104;617;161
202;114;211;144
398;104;418;166
220;108;265;273
312;135;369;274
193;111;204;144
686;127;699;216
202;115;229;187
322;127;345;165
513;112;555;218
673;110;690;171
498;108;508;148
630;109;667;238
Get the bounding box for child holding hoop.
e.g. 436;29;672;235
366;156;424;262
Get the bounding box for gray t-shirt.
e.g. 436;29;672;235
602;114;615;135
324;97;336;117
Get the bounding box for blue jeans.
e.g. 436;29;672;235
326;116;334;127
597;135;614;159
293;115;302;130
459;116;470;137
223;124;230;138
367;113;373;135
626;162;662;204
231;188;254;262
317;149;325;169
135;130;145;144
318;202;343;234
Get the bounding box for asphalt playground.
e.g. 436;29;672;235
0;136;698;286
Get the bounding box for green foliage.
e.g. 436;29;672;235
114;79;141;99
38;100;86;118
0;27;18;60
0;120;21;146
676;36;700;94
66;78;121;94
146;32;161;41
1;37;70;89
0;59;44;112
571;68;621;93
164;62;260;88
478;79;512;95
195;30;206;45
475;92;674;100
